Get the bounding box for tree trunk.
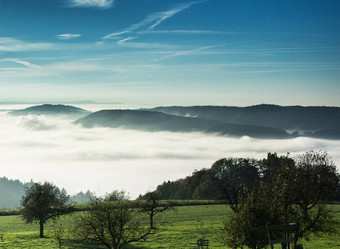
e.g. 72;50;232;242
39;220;44;238
150;213;154;229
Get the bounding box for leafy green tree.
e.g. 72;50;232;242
104;190;129;202
223;189;276;249
223;151;340;248
21;182;72;238
293;151;339;238
211;157;260;212
192;176;220;200
259;152;295;183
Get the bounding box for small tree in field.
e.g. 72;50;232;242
21;182;72;238
139;191;174;229
74;199;155;249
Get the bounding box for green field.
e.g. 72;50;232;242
0;204;339;248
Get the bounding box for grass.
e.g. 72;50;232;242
0;204;339;248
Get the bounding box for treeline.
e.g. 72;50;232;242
0;177;33;209
145;152;340;202
0;177;95;209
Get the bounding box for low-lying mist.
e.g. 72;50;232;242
1;110;339;199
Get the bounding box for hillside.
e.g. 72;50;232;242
0;177;33;209
9;104;91;119
0;177;94;209
75;109;288;138
148;104;340;139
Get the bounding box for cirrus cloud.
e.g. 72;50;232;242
0;37;52;52
57;34;82;40
68;0;114;9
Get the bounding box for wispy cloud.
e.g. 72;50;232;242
155;45;217;60
0;37;52;52
57;34;82;40
0;58;41;69
143;30;229;35
117;37;135;46
68;0;114;9
103;1;205;41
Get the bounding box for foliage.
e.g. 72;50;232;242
52;218;64;248
21;182;72;238
0;176;96;209
223;189;274;249
73;199;154;249
210;157;260;212
151;168;221;200
104;190;129;202
223;151;340;248
293;151;339;238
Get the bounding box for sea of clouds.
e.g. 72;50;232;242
1;105;340;199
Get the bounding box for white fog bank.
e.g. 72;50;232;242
0;110;339;199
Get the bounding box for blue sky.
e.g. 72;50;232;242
0;0;339;106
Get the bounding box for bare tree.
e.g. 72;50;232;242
74;199;154;249
139;191;174;229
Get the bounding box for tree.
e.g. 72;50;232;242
21;182;72;238
211;157;260;212
223;151;340;248
74;199;154;249
223;189;277;249
139;191;174;229
104;190;129;202
293;151;340;238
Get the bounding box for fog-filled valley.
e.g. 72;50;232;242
1;104;340;208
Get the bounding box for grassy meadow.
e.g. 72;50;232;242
0;204;339;248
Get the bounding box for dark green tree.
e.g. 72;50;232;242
21;182;72;238
211;157;260;212
223;151;340;248
223;188;277;249
293;151;339;238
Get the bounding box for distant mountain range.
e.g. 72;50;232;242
7;104;340;139
75;109;288;138
147;105;340;139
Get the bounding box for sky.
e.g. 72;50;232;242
0;0;339;106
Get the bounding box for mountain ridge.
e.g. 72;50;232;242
7;104;340;139
146;104;340;138
9;104;91;119
75;109;289;139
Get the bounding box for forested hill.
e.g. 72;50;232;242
141;154;340;202
8;104;340;139
0;177;94;209
9;104;91;119
0;177;33;209
75;110;288;138
148;104;340;139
